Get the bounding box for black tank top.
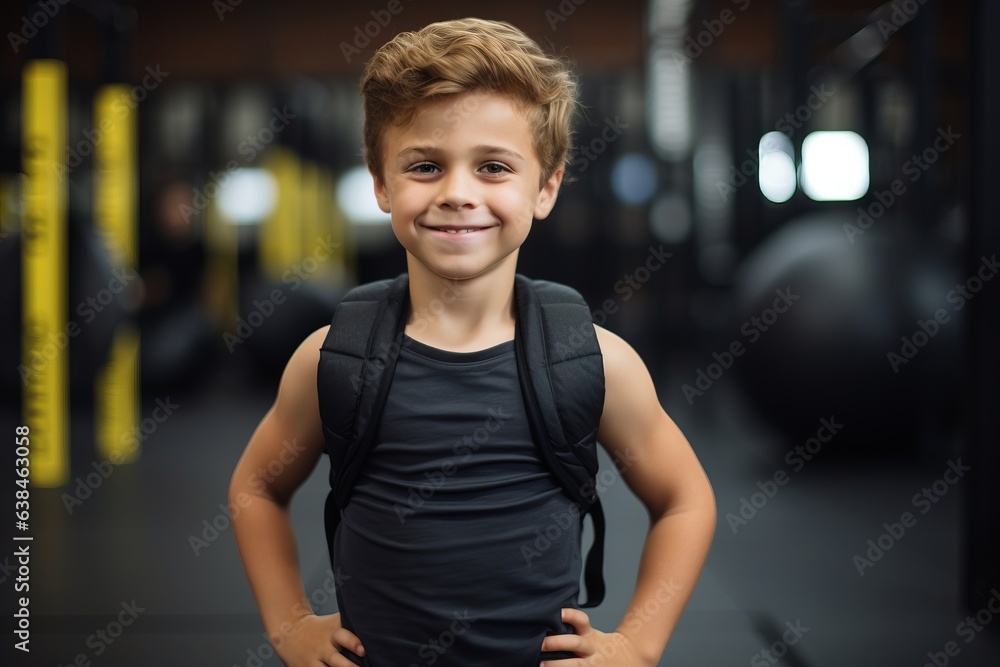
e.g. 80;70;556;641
334;334;580;666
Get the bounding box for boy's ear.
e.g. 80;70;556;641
533;167;564;220
372;169;391;213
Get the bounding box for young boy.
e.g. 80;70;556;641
230;18;716;667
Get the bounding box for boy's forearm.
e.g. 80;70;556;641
613;504;716;665
231;488;314;636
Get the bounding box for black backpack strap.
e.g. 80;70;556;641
318;273;409;559
513;274;606;607
582;497;606;608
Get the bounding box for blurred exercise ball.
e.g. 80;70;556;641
141;300;217;393
69;221;128;401
238;276;339;381
732;213;962;452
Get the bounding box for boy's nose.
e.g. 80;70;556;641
435;170;480;210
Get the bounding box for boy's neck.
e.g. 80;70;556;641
404;256;517;352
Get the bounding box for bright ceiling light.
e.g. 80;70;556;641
800;131;869;201
758;131;796;203
216;168;277;224
337;166;391;225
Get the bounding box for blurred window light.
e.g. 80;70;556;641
648;43;691;161
758;131;796;203
611;153;657;205
216;168;277;224
649;0;692;34
650;192;692;243
337;166;391;225
800;131;869;201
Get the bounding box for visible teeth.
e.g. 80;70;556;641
445;228;475;233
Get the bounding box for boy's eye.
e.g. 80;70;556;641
481;162;509;175
409;163;439;174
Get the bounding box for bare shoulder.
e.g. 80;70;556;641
594;324;650;384
273;325;330;425
593;323;664;438
231;325;331;503
593;324;632;358
592;325;713;515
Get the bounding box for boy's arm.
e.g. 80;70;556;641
229;326;365;665
543;325;716;666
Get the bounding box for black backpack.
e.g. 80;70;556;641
317;272;607;607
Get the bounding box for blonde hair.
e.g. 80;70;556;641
361;18;578;185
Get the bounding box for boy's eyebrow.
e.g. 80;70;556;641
395;145;526;162
471;145;526;162
396;146;437;161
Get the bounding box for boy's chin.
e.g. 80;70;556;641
408;256;515;283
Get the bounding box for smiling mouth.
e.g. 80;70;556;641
421;224;496;234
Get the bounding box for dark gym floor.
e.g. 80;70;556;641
4;354;1000;667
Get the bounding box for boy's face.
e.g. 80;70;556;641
373;92;563;282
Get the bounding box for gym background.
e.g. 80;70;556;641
1;0;998;665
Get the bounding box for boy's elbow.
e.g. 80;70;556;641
227;467;250;520
697;476;718;540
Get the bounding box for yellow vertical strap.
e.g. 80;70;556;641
22;60;68;487
260;148;302;280
93;85;136;266
93;84;139;463
94;325;140;463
